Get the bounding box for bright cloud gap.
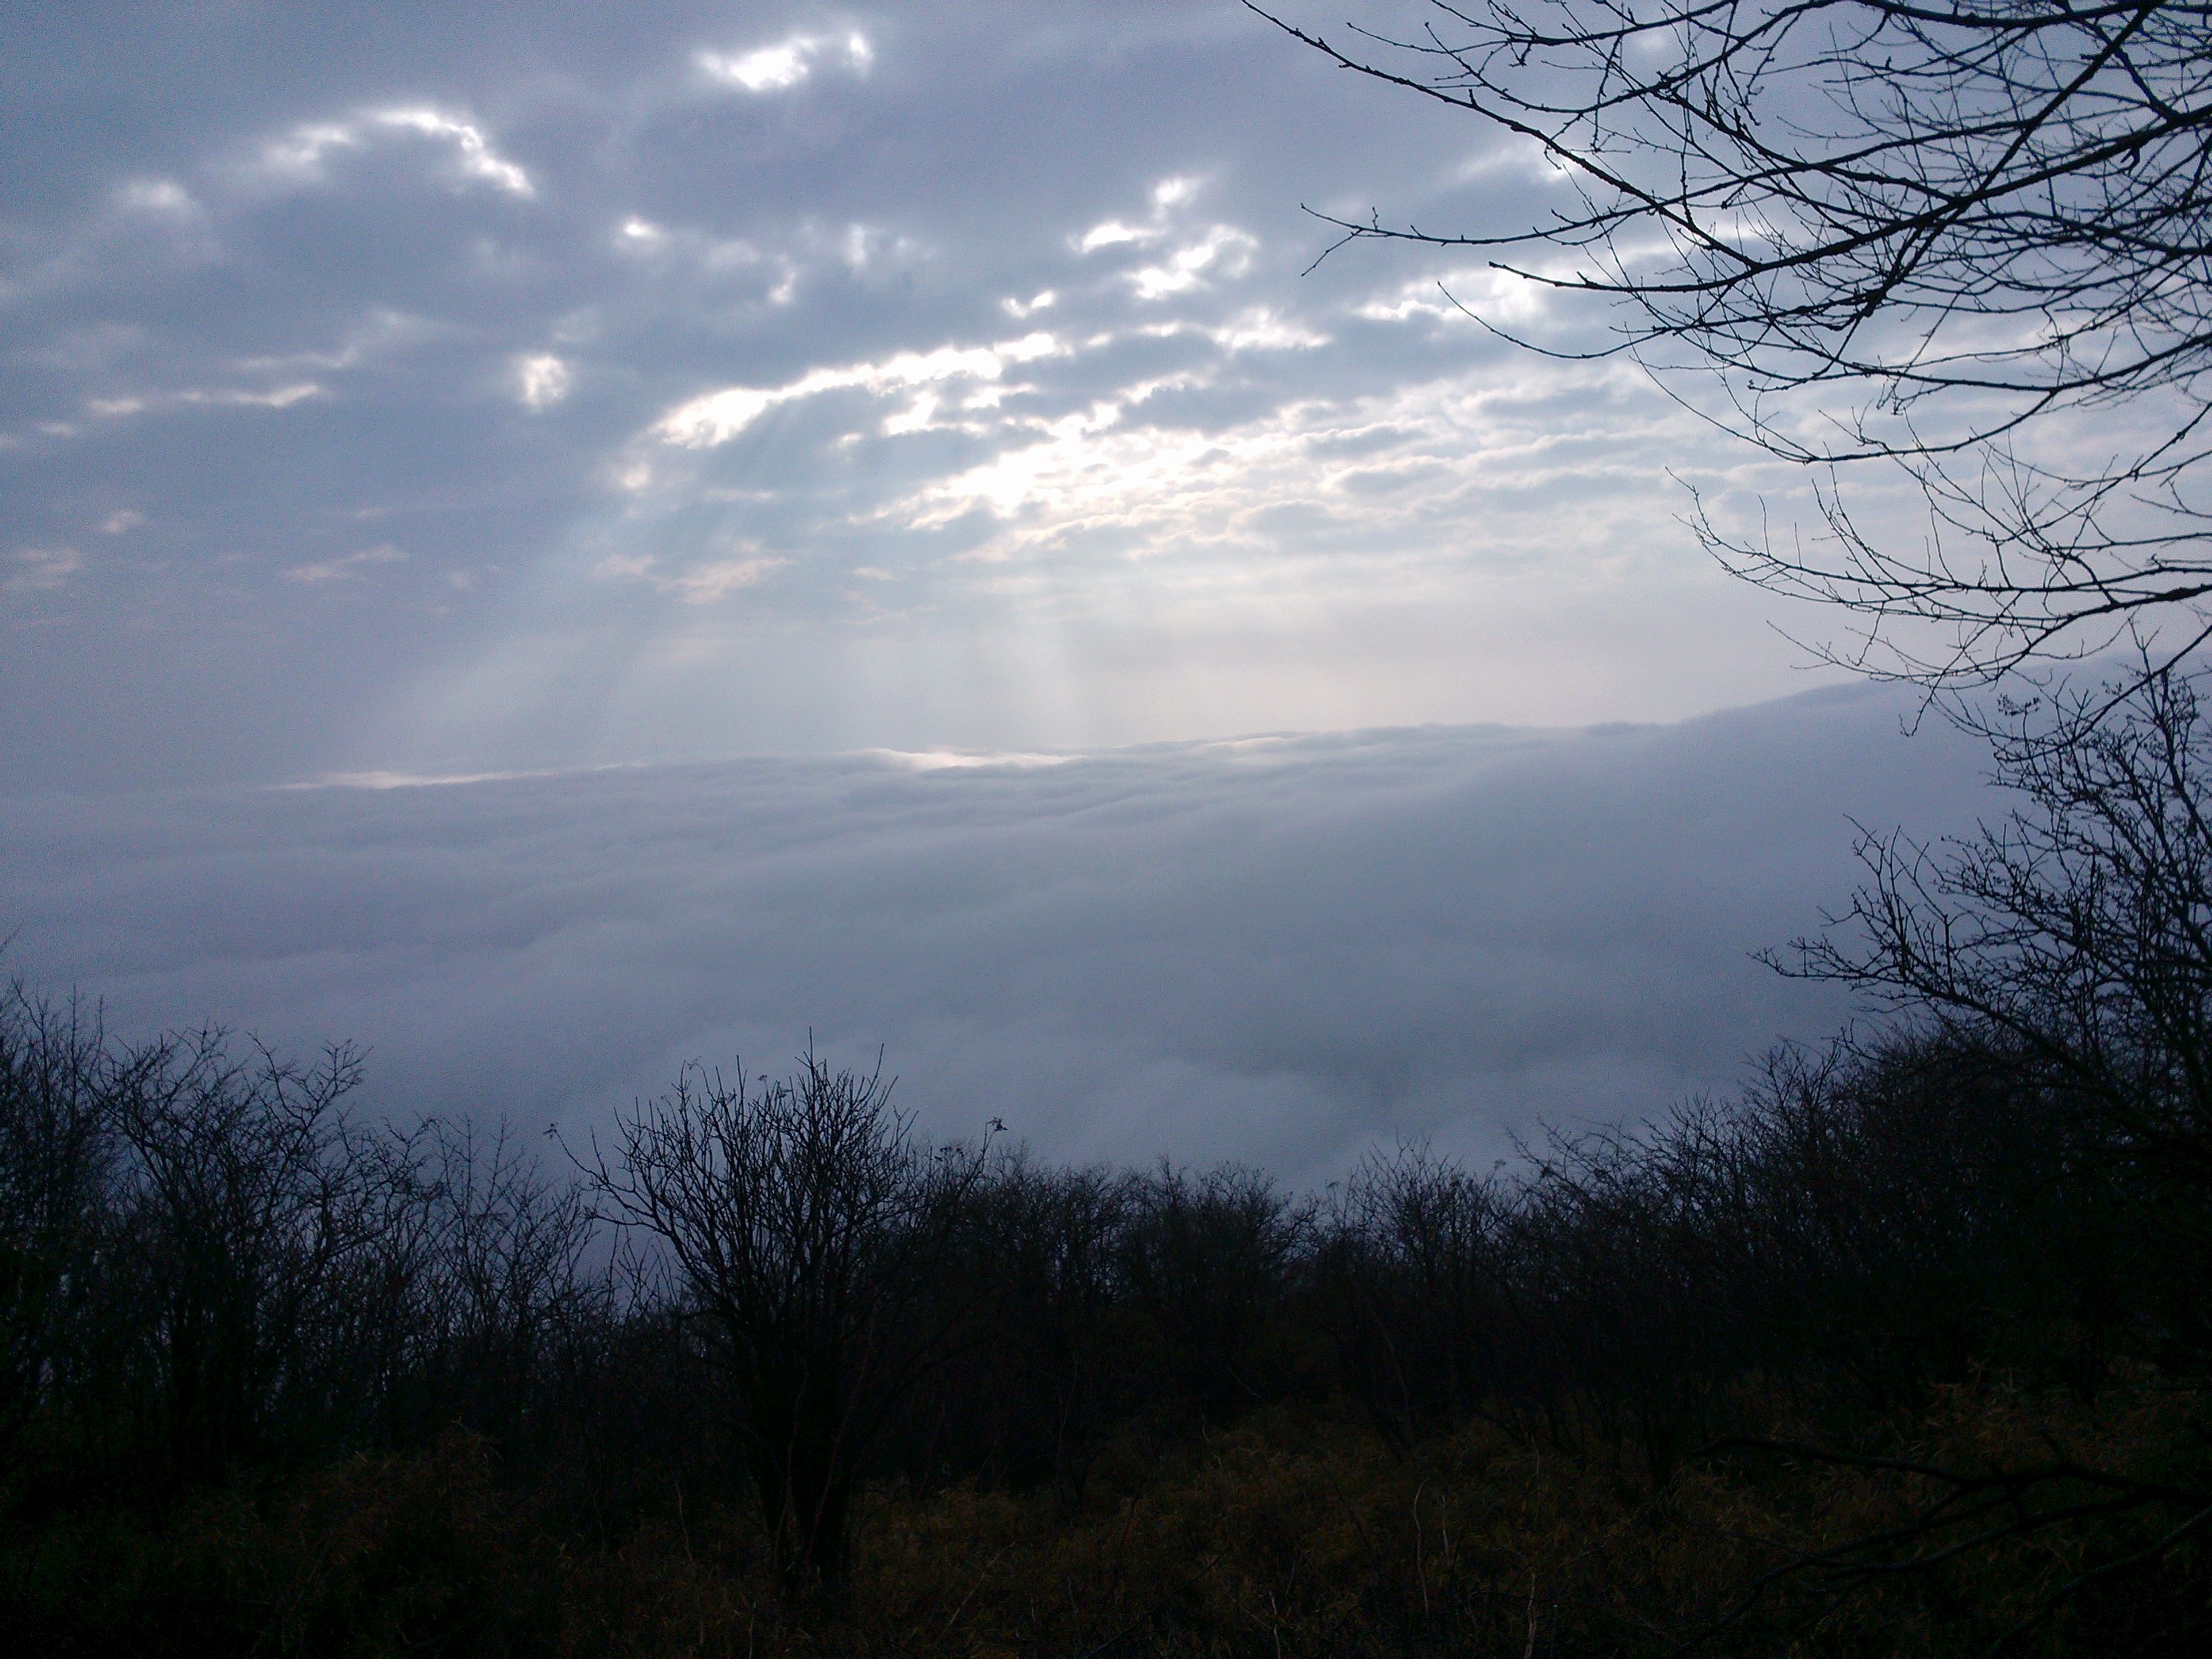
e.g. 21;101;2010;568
697;31;874;95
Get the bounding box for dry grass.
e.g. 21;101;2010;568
5;1378;2205;1658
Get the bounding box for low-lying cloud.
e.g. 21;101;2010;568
0;686;1991;1185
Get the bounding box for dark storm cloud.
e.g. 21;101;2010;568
0;687;1992;1184
1;2;1812;791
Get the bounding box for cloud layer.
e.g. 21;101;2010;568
0;686;1992;1183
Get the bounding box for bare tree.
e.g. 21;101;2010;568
1119;1163;1307;1427
0;981;130;1481
949;1155;1135;1502
1318;1145;1513;1450
1256;1;2212;689
407;1117;602;1454
574;1050;989;1589
106;1030;406;1488
1787;668;2212;1174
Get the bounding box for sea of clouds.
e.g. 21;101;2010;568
1;684;1993;1185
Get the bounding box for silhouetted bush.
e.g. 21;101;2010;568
573;1050;990;1589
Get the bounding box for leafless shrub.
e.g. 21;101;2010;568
573;1049;989;1588
0;979;129;1481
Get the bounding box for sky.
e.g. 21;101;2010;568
0;3;1992;1175
0;0;1840;794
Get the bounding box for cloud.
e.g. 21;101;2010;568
886;354;1661;577
0;687;1994;1184
257;106;533;196
113;178;199;217
514;352;571;411
5;546;82;595
260;121;360;179
285;766;549;790
1079;221;1158;254
369;108;535;197
1073;177;1257;298
1129;225;1256;300
284;544;408;584
88;383;324;418
1453;136;1572;184
697;30;874;94
1077;177;1202;253
234;306;439;374
1355;266;1553;328
594;551;790;602
652;333;1063;447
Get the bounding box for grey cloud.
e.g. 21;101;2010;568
1;686;1991;1185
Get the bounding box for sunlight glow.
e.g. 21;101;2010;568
698;32;874;94
653;334;1063;447
256;108;533;196
372;108;535;196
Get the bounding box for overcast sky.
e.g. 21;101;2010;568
1;5;1993;1172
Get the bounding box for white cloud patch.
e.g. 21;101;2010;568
653;333;1063;447
1207;307;1328;352
697;30;874;94
1357;266;1550;327
1076;178;1255;299
287;767;544;790
1077;176;1199;251
260;121;360;180
595;551;791;603
234;306;436;374
867;747;1073;771
5;546;82;595
87;382;325;418
893;354;1664;575
1453;136;1572;184
113;178;199;217
371;108;534;196
284;543;407;584
256;107;532;196
1130;226;1256;299
1078;220;1159;254
514;352;571;410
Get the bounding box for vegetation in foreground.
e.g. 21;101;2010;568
6;672;2212;1655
